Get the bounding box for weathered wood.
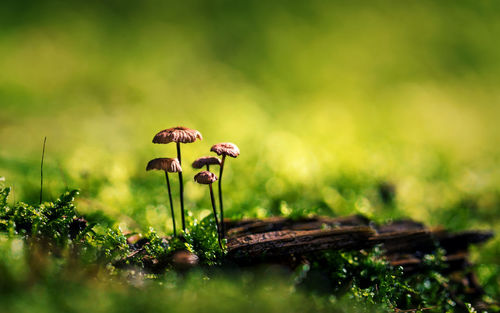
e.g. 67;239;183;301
225;216;429;238
227;226;376;260
368;229;438;254
225;217;493;260
435;230;494;253
224;215;370;237
115;215;493;287
376;219;427;233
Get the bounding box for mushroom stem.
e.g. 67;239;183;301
164;171;177;237
209;183;223;250
176;142;186;232
218;155;226;237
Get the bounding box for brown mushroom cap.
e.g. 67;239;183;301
146;158;182;173
192;156;222;169
171;250;199;270
210;142;240;158
153;126;203;144
194;171;218;184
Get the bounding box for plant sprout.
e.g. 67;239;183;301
194;170;222;250
153;126;202;232
146;158;182;236
210;142;240;237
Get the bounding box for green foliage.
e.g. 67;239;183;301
303;248;412;311
295;246;495;312
402;249;456;311
0;185;226;272
0;187;9;208
0;0;499;311
142;227;168;258
0;188;85;244
184;214;225;265
0;185;497;312
96;228;129;263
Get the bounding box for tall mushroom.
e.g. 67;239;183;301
194;171;222;250
153;127;202;232
192;156;221;171
146;158;182;237
210;142;240;237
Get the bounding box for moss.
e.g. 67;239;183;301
0;186;496;312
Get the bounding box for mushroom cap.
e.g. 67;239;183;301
192;156;222;169
146;158;182;173
194;171;218;184
171;250;199;270
210;142;240;158
153;126;203;144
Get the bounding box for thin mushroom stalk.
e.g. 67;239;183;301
146;158;182;237
164;171;176;236
210;143;240;238
176;142;185;231
194;171;222;250
153;126;202;233
218;155;226;236
209;183;223;250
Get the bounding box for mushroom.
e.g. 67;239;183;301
192;156;221;171
171;250;199;272
146;158;182;236
210;142;240;237
194;171;222;249
153;127;202;232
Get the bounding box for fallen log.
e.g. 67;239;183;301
227;226;376;261
113;215;494;311
436;230;494;254
225;216;493;260
222;215;494;311
225;215;370;237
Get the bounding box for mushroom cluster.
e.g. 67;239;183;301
193;142;239;247
147;126;239;249
148;127;202;235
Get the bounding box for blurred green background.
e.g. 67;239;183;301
0;0;499;306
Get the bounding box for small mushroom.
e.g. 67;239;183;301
171;250;199;272
192;156;222;171
210;142;240;237
194;171;222;249
210;143;240;158
146;158;182;236
153;127;202;232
